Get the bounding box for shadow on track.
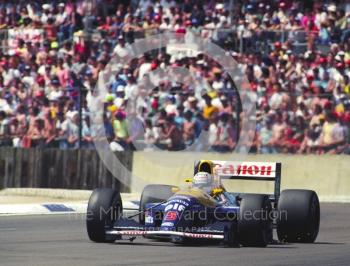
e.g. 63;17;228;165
110;241;298;249
313;242;345;245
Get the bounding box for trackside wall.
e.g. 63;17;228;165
0;148;133;192
132;152;350;202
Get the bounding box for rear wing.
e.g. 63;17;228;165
194;160;282;201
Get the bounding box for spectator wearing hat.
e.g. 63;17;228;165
48;77;63;101
184;96;198;113
59;111;79;149
113;85;126;109
113;36;129;58
41;4;53;25
56;3;68;28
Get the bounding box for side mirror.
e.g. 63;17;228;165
171;187;179;193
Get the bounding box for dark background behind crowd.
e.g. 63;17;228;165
0;0;349;154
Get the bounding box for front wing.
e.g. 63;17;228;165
106;229;224;240
106;217;232;241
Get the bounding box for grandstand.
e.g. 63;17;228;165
0;0;349;154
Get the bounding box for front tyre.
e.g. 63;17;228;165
86;188;122;243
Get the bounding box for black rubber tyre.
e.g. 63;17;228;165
139;184;175;224
224;222;240;248
86;188;122;243
277;189;320;243
238;194;272;247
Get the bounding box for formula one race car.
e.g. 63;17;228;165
86;160;320;247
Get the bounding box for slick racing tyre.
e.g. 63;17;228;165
238;194;272;247
139;184;175;225
86;188;122;243
277;189;320;243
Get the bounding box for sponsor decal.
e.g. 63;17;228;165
167;199;190;207
160;222;174;227
194;173;209;183
165;203;186;212
183;233;214;239
145;215;154;224
212;161;276;177
119;231;146;235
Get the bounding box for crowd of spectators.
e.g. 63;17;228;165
0;0;349;154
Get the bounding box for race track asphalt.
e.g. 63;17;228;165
0;203;349;266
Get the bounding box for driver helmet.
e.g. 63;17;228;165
192;172;213;193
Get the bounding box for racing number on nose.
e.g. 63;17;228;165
165;211;178;221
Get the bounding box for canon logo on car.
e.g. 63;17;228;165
212;161;277;177
216;164;272;176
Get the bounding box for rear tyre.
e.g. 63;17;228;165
238;194;272;247
277;189;320;243
139;184;175;224
86;188;122;243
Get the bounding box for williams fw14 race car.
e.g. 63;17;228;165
86;160;320;247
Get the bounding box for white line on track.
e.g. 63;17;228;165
0;228;16;231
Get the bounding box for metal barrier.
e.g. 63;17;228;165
0;148;133;192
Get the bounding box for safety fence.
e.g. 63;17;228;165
0;148;133;192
